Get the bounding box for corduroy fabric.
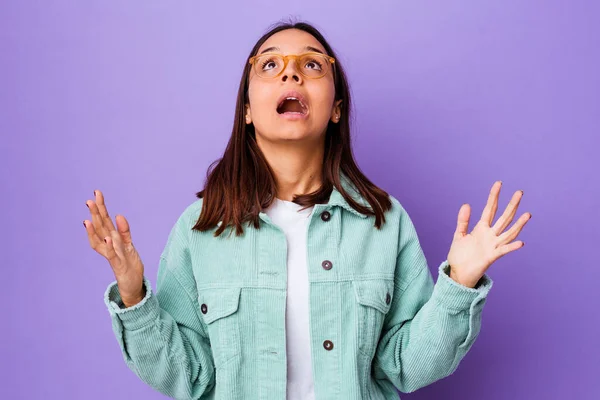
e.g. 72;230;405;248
104;175;493;399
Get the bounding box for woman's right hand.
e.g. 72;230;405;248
84;190;146;308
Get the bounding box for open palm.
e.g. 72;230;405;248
447;181;531;288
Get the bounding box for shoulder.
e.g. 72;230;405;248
385;193;422;253
387;193;404;212
166;198;204;238
175;198;204;223
182;198;204;220
386;193;409;223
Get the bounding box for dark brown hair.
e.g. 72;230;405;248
193;18;392;237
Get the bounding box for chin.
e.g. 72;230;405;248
276;129;311;141
259;126;313;142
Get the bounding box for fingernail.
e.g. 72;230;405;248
104;238;107;243
83;221;86;228
520;190;524;194
94;190;97;196
86;202;89;208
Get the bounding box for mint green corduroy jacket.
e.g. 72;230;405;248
104;176;493;399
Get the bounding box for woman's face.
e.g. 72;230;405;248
245;29;342;143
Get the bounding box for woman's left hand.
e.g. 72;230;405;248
447;181;531;288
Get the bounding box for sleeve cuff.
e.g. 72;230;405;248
431;260;494;313
103;276;160;330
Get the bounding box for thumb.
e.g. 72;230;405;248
115;214;133;246
454;203;471;240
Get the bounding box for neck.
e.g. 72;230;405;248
256;135;324;201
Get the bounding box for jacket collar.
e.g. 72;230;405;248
255;172;371;226
327;172;370;218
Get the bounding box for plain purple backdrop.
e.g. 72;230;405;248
2;1;599;399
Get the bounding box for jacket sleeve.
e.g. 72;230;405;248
372;206;493;393
103;209;215;400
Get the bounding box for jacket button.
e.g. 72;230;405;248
201;304;207;314
320;211;331;221
322;260;333;270
323;340;334;351
385;293;391;305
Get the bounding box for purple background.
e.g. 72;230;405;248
3;1;599;399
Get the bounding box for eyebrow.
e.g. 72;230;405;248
259;45;325;55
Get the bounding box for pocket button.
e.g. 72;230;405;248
201;303;207;314
385;292;391;305
323;340;334;351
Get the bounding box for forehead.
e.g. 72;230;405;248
257;29;327;55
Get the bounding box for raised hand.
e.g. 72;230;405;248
447;181;531;288
84;190;146;307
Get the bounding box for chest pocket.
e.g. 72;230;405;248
353;279;394;359
198;286;242;369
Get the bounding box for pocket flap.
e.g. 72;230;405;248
198;286;242;324
353;279;394;314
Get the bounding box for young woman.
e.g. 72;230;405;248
84;20;530;400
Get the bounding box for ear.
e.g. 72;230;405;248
245;104;252;125
330;99;343;123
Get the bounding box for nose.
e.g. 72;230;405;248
280;58;303;83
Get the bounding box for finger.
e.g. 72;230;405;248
87;200;108;239
115;214;134;246
83;219;104;252
454;203;471;240
480;181;502;227
104;234;121;269
497;212;532;246
494;240;525;260
109;229;127;260
94;190;117;232
492;189;524;235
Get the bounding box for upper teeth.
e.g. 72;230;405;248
283;97;305;107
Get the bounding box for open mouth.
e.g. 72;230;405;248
276;97;308;116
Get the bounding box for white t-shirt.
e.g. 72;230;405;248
263;198;316;400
